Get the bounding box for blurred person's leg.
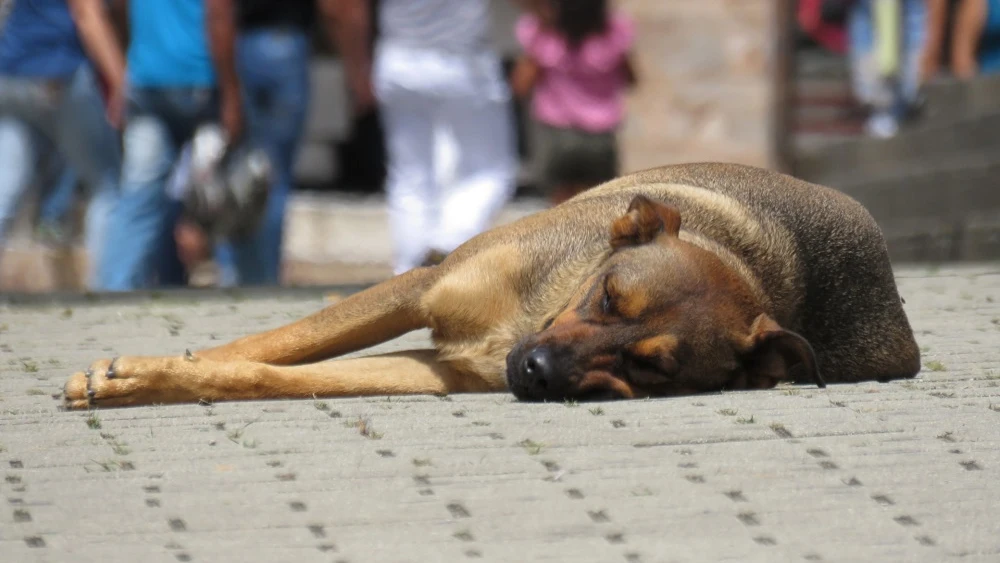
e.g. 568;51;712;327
381;98;438;274
951;0;1000;77
0;118;42;249
376;51;439;275
0;67;120;285
218;28;310;287
851;0;902;137
921;0;951;81
102;87;214;291
849;0;880;106
897;0;928;115
156;201;189;286
980;0;1000;73
432;93;516;255
37;164;79;246
54;65;122;288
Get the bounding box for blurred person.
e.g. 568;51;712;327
950;0;1000;78
210;0;315;287
0;0;123;288
847;0;928;138
333;0;517;274
74;0;246;290
511;0;638;206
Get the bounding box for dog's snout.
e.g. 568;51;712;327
521;347;554;384
508;345;570;401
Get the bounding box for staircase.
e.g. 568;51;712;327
793;71;1000;262
791;46;866;157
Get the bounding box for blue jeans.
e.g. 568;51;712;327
101;86;219;291
0;65;120;287
214;28;310;287
848;0;927;118
39;164;79;227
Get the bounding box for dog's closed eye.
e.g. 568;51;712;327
600;275;619;315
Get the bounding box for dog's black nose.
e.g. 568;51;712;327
521;346;564;397
521;346;554;384
507;344;571;401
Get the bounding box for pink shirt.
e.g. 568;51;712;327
516;12;635;133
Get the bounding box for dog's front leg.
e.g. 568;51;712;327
62;350;500;409
195;266;439;365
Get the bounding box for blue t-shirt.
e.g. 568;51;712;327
127;0;216;87
980;0;1000;74
0;0;88;78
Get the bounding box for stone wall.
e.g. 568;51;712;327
617;0;778;172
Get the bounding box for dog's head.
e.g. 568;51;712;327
506;195;823;401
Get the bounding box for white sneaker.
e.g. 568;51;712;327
865;113;899;139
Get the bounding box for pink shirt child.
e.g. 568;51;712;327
516;12;635;133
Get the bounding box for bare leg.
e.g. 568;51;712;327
952;0;988;79
921;0;950;81
63;350;501;409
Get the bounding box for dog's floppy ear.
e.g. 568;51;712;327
610;195;682;249
739;314;825;389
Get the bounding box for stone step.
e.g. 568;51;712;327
796;110;1000;185
920;73;1000;127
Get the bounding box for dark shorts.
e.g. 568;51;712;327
532;121;619;192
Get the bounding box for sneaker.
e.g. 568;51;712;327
865;113;899;139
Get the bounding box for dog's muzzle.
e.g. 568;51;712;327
506;342;624;402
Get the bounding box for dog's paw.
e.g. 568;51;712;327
62;356;169;409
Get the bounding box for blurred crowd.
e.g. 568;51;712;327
0;0;638;291
798;0;1000;138
5;0;998;293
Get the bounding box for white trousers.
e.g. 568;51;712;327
374;42;517;274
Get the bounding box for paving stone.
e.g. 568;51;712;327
0;264;998;562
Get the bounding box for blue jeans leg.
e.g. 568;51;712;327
101;113;179;290
216;29;309;286
849;0;926;118
0;66;121;286
0;118;41;245
39;164;78;226
102;87;219;291
55;65;122;288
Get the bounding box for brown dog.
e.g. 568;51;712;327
63;163;920;409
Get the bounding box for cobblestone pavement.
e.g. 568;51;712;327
0;264;998;563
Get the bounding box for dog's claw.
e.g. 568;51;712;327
87;388;96;399
185;349;195;361
106;357;119;379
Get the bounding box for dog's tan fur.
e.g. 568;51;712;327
63;163;920;409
